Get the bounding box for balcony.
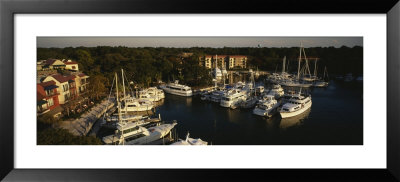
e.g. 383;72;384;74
46;91;60;97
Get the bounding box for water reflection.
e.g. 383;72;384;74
279;108;311;129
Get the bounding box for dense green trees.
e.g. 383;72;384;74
37;115;102;145
37;45;363;87
37;128;102;145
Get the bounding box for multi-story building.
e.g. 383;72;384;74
64;60;79;71
199;55;247;69
37;81;60;115
41;73;90;105
229;55;247;69
73;73;89;94
42;74;78;104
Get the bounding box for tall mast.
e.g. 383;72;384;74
121;69;127;114
122;69;126;101
302;46;311;76
314;59;318;77
115;73;122;123
282;56;286;73
297;43;302;80
115;72;124;145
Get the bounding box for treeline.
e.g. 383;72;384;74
37;46;363;86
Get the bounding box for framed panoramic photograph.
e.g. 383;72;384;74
1;0;400;181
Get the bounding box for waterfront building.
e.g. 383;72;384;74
37;81;60;116
199;55;247;69
72;72;89;94
42;74;78;104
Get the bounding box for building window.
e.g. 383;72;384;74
48;98;54;106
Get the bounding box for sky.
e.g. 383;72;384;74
37;37;363;48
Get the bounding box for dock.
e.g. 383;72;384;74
59;98;115;136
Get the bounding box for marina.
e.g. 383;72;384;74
148;80;362;145
36;38;363;145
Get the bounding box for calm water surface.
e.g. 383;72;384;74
153;80;363;145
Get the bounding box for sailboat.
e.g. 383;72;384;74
240;69;258;109
280;43;313;88
102;72;178;145
119;69;154;112
212;54;223;80
103;72;146;124
313;66;329;87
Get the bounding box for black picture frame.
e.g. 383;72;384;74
1;0;399;181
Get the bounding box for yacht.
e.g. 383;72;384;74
171;132;208;145
209;89;226;103
144;87;165;101
279;92;312;118
253;95;280;117
313;81;329;87
103;121;177;145
105;113;144;123
160;80;192;96
220;89;247;109
268;84;285;99
240;94;258;109
121;96;154;112
137;90;164;102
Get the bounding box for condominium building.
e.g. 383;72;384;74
199;55;247;69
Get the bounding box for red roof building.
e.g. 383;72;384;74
37;81;60;115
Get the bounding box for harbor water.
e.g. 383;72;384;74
152;80;363;145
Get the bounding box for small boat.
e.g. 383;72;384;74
171;132;208;145
220;89;247;109
240;95;258;109
313;81;328;87
209;89;226;103
103;121;178;145
121;97;154;112
143;87;165;101
253;95;280;117
268;84;285;99
160;80;192;97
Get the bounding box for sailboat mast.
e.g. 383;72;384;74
121;69;127;115
314;59;318;77
282;56;286;73
115;73;122;123
122;69;126;101
297;43;302;80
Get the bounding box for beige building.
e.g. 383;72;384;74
229;55;247;69
42;73;89;105
64;60;79;71
200;55;247;69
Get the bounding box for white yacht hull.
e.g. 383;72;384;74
125;123;177;145
280;101;312;118
123;105;153;112
163;88;192;97
252;103;280;117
